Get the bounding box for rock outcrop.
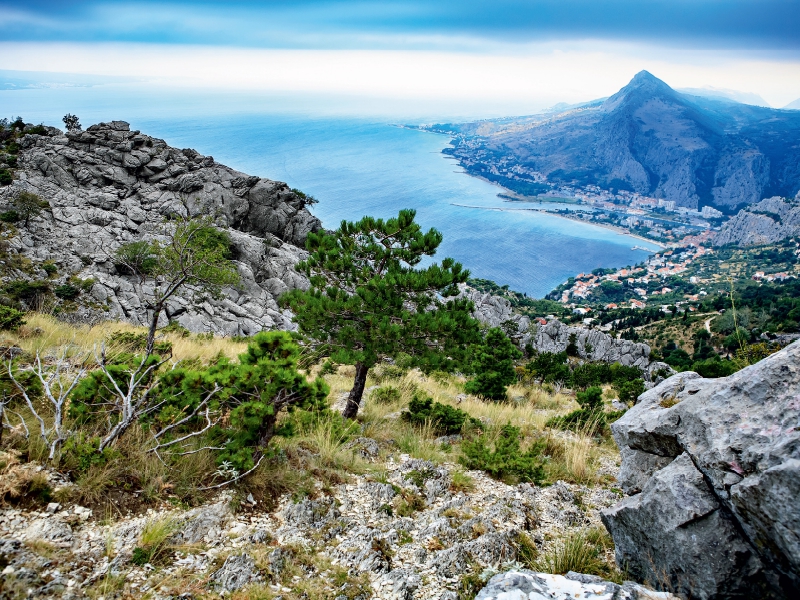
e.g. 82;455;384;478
462;286;671;377
0;121;321;335
601;341;800;599
474;570;676;600
714;195;800;246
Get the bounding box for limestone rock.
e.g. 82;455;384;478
602;340;800;599
458;285;667;376
1;121;322;336
210;553;258;591
23;518;73;545
474;570;676;600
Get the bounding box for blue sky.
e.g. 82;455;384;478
1;1;799;111
3;1;799;50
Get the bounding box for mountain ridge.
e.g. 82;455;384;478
426;71;800;211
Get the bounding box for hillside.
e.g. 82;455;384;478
0;119;320;336
424;71;800;211
714;195;800;246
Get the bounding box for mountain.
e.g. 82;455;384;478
427;71;800;211
0;120;320;335
785;98;800;110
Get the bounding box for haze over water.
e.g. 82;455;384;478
3;87;654;298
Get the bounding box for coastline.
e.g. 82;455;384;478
450;203;666;250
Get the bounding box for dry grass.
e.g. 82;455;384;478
321;366;615;485
6;313;248;364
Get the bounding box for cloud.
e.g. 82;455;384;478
3;40;800;108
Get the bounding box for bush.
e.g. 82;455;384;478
546;386;621;433
319;359;338;375
526;351;570;383
3;280;50;302
41;262;57;276
0;305;25;331
0;210;19;223
54;284;80;300
570;363;611;389
565;333;579;357
614;378;644;405
107;331;172;356
460;424;546;484
691;357;738;378
401;394;480;436
371;385;401;404
465;328;522;400
160;320;190;337
0;170;12;186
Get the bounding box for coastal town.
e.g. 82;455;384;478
547;239;800;315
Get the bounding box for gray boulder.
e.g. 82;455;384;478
2;121;322;336
601;340;800;599
474;570;675;600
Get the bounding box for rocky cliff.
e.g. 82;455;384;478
0;120;321;335
713;194;800;246
601;341;800;599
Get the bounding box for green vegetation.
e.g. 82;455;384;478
546;386;623;433
282;209;479;418
115;215;239;354
465;327;522;400
460;424;546;484
401;394;481;436
0;305;25;331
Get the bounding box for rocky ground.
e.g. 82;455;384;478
0;447;625;600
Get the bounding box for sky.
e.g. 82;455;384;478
1;0;800;114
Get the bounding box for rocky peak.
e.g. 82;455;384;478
1;120;322;336
602;70;680;113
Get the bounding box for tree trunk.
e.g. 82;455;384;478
145;302;162;357
342;362;369;419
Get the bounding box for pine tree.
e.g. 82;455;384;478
465;327;522;400
282;209;479;418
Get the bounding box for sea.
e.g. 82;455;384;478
1;85;657;298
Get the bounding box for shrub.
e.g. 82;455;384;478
0;210;19;223
691;357;738;378
107;331;172;356
614;378;644;405
465;328;522;400
54;284;80;300
0;305;25;331
371;385;401;404
526;351;570;383
565;333;579;356
41;262;57;275
160;320;190;337
0;169;11;186
547;386;613;433
3;280;50;302
570;362;611;390
319;359;338;375
460;424;546;484
401;394;480;436
534;528;611;577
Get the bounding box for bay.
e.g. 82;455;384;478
1;87;654;297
